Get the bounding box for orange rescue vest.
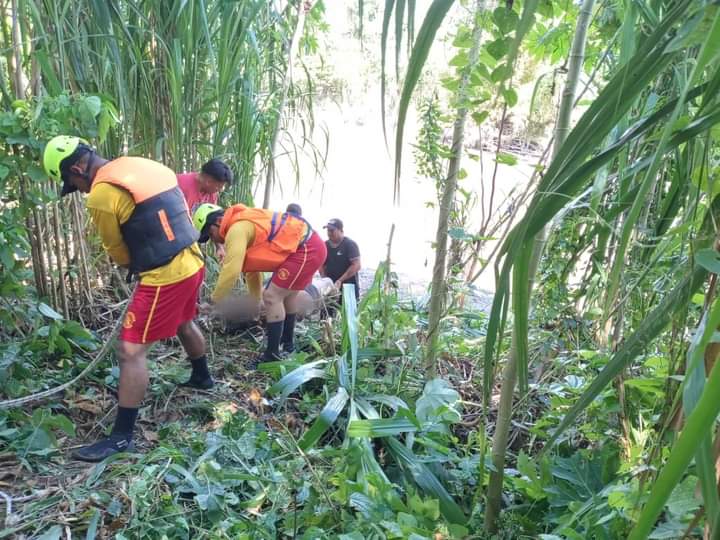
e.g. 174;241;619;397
93;157;198;274
219;204;310;272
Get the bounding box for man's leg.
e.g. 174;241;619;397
260;283;289;362
281;291;299;353
177;321;213;389
73;340;151;462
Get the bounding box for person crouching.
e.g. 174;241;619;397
193;203;327;365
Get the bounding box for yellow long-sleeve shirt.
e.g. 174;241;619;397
211;220;263;302
86;182;203;286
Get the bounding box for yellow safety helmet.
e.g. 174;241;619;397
43;135;90;195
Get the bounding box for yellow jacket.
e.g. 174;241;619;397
86;183;203;286
212;220;262;302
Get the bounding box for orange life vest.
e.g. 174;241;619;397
219;204;310;272
93;157;198;274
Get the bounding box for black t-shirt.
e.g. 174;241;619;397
324;237;360;298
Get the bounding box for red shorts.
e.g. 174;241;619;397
121;268;205;344
271;231;327;291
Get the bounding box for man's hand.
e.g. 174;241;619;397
198;302;214;315
215;244;226;263
334;280;343;291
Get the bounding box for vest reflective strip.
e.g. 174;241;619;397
158;209;175;241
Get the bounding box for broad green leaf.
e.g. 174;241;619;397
416;378;460;422
38;303;63;320
695;248;720;274
667;475;700;517
486;38;508;60
493;6;519;35
449;51;469;67
502;87;518;107
472;111;489;125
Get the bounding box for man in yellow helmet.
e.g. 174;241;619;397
43;136;212;462
193;203;326;365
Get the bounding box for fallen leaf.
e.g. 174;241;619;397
71;401;103;415
142;430;159;443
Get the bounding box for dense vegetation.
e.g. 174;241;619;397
2;0;720;538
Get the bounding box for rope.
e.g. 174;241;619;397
0;298;130;409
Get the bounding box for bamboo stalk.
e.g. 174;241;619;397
52;201;69;318
424;0;484;375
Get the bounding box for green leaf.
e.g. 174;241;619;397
385;437;466;524
381;0;397;143
491;63;512;83
472;111;489;125
27;164;49;182
86;509;101;540
348;418;418;437
493;6;519;35
449;51;469;67
695;248;720;274
667;475;700;517
38;303;63;320
486;38;509;60
298;387;349;451
394;0;456;192
37;526;63;540
452;28;473;48
502;87;518;107
268;359;327;402
629;294;720;539
416;378;460;422
496;152;518;166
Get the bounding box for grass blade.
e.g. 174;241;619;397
394;0;455;197
298;387;349;451
385;437;466;524
347;418;418;437
629;317;720;539
381;0;396;144
268;359;328;402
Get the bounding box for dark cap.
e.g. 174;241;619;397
60;144;94;197
324;218;343;231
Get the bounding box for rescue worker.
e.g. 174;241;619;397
192;203;327;364
43;136;211;462
177;159;233;260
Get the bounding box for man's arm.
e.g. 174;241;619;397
335;258;361;286
245;272;263;300
211;221;255;303
86;184;133;267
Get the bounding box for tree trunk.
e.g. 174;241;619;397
424;0;484;376
484;0;596;532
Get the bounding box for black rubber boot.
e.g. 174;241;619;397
180;355;214;389
281;313;297;354
72;433;135;462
